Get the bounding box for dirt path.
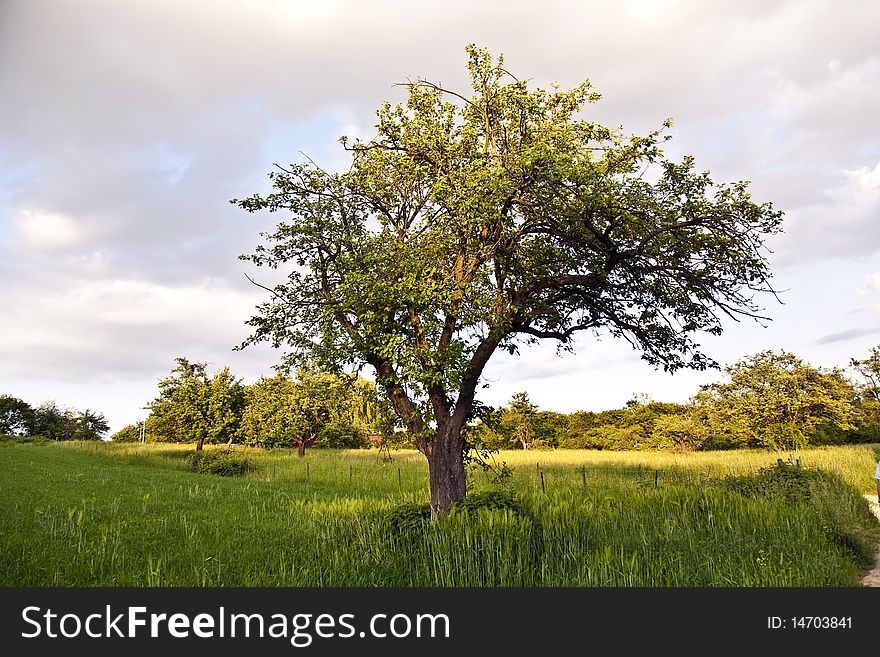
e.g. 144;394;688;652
861;494;880;587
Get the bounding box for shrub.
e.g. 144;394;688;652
111;424;143;443
184;450;253;477
451;490;529;516
383;502;431;533
316;423;369;449
720;461;879;566
0;434;51;445
721;461;818;503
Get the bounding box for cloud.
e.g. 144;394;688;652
0;276;269;383
817;326;880;345
15;209;84;250
860;272;880;295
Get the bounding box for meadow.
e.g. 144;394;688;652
1;440;878;587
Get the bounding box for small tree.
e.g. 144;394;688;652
235;45;782;515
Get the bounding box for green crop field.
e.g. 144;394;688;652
1;441;878;587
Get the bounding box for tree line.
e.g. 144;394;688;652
474;348;880;452
0;397;109;441
112;357;395;455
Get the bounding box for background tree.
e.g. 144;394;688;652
32;402;78;441
696;350;857;449
149;358;211;449
0;395;36;436
850;346;880;401
239;369;344;456
207;366;246;448
847;345;880;442
148;358;244;450
240;374;299;449
72;409;110;441
506;392;538;449
111;423;144;443
235;45;782;515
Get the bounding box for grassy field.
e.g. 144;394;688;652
1;440;878;587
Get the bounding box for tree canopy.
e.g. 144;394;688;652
234;45;782;514
696;350;857;449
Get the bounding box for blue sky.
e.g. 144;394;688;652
1;0;879;431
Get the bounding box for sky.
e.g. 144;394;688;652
1;0;879;433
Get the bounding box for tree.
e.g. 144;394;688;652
696;350;857;449
505;392;538;449
239;369;339;456
850;346;880;401
32;402;78;441
235;45;782;516
148;358;244;450
207;366;246;448
149;358;211;449
73;409;110;441
111;423;144;443
0;395;36;436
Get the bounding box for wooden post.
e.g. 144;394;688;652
307;463;310;480
397;467;401;490
654;470;659;487
349;464;352;483
581;466;587;488
540;471;546;493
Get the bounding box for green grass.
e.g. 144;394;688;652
0;441;877;587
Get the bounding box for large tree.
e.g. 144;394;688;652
235;46;782;516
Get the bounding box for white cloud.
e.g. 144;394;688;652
15;209;83;250
860;272;880;295
0;277;264;382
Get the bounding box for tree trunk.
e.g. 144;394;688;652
195;436;205;451
427;419;467;519
297;440;306;458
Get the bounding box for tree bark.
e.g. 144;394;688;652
195;436;205;451
297;440;306;458
427;418;468;519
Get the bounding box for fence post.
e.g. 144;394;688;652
540;471;546;493
654;470;659;488
581;466;587;488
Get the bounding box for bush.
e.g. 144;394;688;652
111;424;143;443
383;502;431;533
720;461;879;566
184;450;253;477
451;490;529;516
383;491;533;534
721;461;818;503
0;434;51;446
316;423;369;449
